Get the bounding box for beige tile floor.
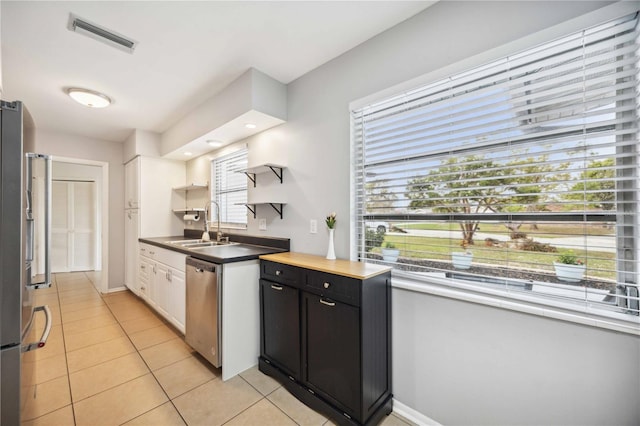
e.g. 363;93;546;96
22;272;413;426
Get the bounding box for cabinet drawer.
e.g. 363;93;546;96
155;247;186;272
261;261;303;288
307;272;360;306
139;243;156;259
139;261;149;280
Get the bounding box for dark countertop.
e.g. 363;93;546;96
139;235;288;265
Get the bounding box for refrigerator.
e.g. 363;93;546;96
0;100;52;424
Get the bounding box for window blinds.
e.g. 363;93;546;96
353;13;639;317
213;149;248;227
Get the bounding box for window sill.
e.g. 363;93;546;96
391;270;640;336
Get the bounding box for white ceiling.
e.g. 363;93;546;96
1;1;433;146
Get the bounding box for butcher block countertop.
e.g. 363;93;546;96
259;252;391;280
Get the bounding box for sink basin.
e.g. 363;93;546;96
166;239;237;249
182;241;225;248
167;239;204;245
189;241;238;249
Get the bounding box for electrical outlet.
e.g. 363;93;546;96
310;219;317;234
259;218;267;231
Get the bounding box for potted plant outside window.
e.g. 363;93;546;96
553;250;585;282
381;242;400;263
451;240;473;270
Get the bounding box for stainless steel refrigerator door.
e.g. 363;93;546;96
1;100;26;346
1;345;21;425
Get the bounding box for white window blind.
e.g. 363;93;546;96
353;13;640;317
212;149;248;227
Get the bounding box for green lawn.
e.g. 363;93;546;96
376;234;616;280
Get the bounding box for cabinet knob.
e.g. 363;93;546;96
141;265;146;270
149;251;155;255
323;282;331;289
275;270;282;276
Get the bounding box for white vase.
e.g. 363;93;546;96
326;229;336;260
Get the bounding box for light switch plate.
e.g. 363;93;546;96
259;218;267;230
310;219;317;234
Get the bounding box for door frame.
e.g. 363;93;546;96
52;156;109;294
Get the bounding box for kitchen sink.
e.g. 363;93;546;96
167;239;204;245
166;239;237;248
182;241;235;248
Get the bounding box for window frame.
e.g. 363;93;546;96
351;11;640;324
211;148;248;229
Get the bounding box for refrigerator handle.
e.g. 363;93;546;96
25;153;52;289
25;215;34;262
25;153;34;262
22;305;52;352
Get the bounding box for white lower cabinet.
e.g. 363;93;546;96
138;243;186;333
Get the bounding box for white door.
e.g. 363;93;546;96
52;180;96;272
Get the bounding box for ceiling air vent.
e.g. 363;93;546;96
67;13;137;54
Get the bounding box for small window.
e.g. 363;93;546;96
211;149;248;228
352;13;639;318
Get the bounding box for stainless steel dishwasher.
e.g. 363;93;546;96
185;256;222;367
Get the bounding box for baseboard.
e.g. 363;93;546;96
103;286;128;294
393;399;441;426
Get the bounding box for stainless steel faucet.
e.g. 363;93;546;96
202;203;210;241
210;200;224;242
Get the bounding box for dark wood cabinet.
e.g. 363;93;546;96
259;254;392;426
304;292;361;418
260;279;301;380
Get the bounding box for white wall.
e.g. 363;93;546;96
188;1;640;424
34;129;124;291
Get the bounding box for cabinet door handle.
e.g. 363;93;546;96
275;270;282;276
149;251;155;255
141;265;146;270
323;282;331;289
320;298;335;307
271;284;283;291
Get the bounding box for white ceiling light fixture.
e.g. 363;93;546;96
66;88;112;108
244;123;257;129
207;140;223;148
184;151;193;156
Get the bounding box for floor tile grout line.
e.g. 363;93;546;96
218;395;277;426
100;289;187;425
105;289;230;426
56;272;80;426
60;277;136;416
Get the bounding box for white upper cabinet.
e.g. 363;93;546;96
125;159;139;209
124;156;186;237
139;157;185;237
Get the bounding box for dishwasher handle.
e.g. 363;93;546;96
186;256;218;273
